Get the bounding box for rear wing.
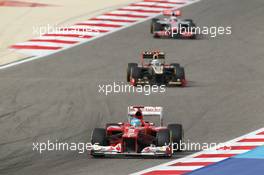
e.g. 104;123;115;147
142;51;165;59
163;10;181;16
127;106;164;126
141;51;165;66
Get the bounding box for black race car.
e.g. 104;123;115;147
127;51;186;86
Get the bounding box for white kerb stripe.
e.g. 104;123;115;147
70;25;119;31
133;2;179;7
121;6;166;11
12;42;68;48
108;10;156;16
33;36;86;42
77;20;130;25
173;157;227;163
96;15;144;21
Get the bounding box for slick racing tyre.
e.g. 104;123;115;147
151;18;159;34
91;128;107;146
156;129;171;146
172;64;185;80
178;67;185;80
168;124;183;151
131;67;141;79
184;19;196;39
127;63;138;82
151;18;163;34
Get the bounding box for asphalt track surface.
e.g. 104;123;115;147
1;0;264;174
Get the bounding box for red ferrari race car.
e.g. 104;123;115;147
90;106;183;157
151;10;197;39
127;51;186;86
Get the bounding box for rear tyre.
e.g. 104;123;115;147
156;129;171;146
127;63;138;82
168;124;183;151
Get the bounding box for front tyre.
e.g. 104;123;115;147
131;67;142;86
127;63;138;82
151;18;159;34
168;124;183;151
173;64;185;84
91;128;107;146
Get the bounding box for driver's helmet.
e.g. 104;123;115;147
170;10;181;21
135;110;143;120
151;59;161;66
130;118;141;127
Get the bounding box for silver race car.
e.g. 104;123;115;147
151;10;197;39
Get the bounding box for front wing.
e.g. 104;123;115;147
153;30;195;38
131;77;185;86
90;144;172;157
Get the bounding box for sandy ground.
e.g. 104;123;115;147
0;0;140;65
